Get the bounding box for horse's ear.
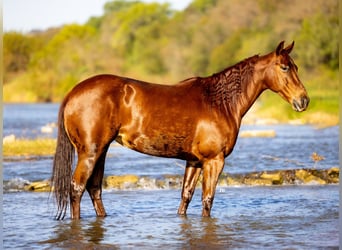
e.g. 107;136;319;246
276;41;285;55
283;41;295;54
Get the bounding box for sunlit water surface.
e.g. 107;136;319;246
3;104;339;249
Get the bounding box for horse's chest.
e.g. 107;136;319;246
191;120;237;159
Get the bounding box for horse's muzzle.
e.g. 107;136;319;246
292;96;310;112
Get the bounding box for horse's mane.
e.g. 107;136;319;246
202;55;259;113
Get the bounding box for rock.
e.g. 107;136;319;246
105;175;139;189
227;176;242;186
25;180;52;192
281;170;297;184
260;172;283;185
327;167;339;183
239;130;276;138
295;169;326;185
3;134;16;144
218;177;228;186
137;177;157;189
163;175;182;189
41;122;56;134
156;179;166;189
328;167;339;176
243;177;273;186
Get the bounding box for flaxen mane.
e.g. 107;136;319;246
202;55;259;113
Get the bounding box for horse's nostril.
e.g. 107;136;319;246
301;96;310;109
293;96;309;112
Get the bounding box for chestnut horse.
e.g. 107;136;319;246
52;41;309;220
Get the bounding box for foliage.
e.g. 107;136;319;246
3;0;338;124
109;2;171;74
189;0;217;13
4;32;40;83
4;32;32;73
295;13;339;70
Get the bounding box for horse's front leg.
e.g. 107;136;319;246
201;153;225;217
177;161;202;215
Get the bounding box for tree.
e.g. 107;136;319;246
295;14;338;70
109;2;172;73
3;32;40;82
103;0;139;15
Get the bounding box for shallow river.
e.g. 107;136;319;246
3;104;340;249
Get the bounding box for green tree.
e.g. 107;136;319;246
109;2;172;73
208;32;243;73
103;0;139;14
3;32;41;82
295;14;338;70
189;0;217;12
3;0;339;115
27;24;97;101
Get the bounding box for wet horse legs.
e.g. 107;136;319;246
178;155;225;217
70;146;108;219
86;148;108;218
178;161;202;215
201;154;225;217
70;154;92;220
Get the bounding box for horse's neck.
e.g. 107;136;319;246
205;56;266;122
236;56;271;118
237;74;266;119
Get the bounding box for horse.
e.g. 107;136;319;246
52;41;309;220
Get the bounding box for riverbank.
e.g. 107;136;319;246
241;103;339;128
5;167;339;193
4;133;339;192
2;128;277;158
3;138;56;157
2;121;337;158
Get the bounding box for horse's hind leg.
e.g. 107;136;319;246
71;153;95;219
86;146;109;217
70;144;104;219
177;161;202;215
70;148;96;219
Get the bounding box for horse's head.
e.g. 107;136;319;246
265;41;309;112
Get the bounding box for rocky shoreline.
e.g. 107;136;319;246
16;167;339;192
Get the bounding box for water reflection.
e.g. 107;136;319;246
40;217;115;249
5;185;338;249
180;216;233;249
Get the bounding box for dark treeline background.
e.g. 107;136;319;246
3;0;338;123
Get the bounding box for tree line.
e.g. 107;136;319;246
4;0;338;106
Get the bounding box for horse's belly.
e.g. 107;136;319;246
116;132;196;159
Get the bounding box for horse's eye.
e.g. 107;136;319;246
280;64;290;72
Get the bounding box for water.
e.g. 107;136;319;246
3;187;339;249
3;104;340;249
3;103;59;139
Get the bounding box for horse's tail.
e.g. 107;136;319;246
51;102;74;220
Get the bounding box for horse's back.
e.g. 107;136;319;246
61;73;230;160
64;74;193;103
64;74;127;100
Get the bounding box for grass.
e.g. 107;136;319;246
3;138;57;157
